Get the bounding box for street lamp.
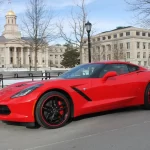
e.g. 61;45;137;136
85;21;92;63
28;55;31;71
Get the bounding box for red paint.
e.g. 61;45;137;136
0;61;149;123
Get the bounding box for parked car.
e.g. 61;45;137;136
0;61;150;129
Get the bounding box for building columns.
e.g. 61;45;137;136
21;47;24;65
5;47;10;67
13;47;17;65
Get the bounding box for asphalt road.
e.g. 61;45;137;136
1;107;150;150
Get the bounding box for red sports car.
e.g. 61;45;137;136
0;61;150;129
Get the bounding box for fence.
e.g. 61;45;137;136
0;70;68;88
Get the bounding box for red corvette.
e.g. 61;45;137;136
0;61;150;129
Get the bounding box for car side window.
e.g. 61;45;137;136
99;64;129;77
128;65;139;72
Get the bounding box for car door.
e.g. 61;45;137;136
87;63;139;110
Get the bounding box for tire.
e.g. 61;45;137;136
144;84;150;109
35;91;71;129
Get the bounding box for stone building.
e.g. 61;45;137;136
83;26;150;67
0;10;66;68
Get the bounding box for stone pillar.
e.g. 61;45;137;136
13;47;17;65
5;47;10;67
27;48;30;65
21;47;24;65
58;55;61;67
38;51;42;67
53;54;55;65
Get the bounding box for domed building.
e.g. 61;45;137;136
0;10;67;69
0;10;50;68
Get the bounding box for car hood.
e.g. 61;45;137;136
0;78;63;99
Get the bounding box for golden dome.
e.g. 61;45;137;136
6;10;16;16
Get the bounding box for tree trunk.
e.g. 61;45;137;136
34;48;38;71
80;47;83;64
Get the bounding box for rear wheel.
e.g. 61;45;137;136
144;84;150;109
35;91;71;129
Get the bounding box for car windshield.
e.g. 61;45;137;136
59;63;105;79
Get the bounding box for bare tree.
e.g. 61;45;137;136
22;0;56;71
125;0;150;27
111;41;126;61
57;0;88;64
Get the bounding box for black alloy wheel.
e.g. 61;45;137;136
144;84;150;109
35;91;71;129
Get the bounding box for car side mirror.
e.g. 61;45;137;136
102;71;118;82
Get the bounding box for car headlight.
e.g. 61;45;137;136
11;84;43;99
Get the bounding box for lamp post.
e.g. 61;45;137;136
85;21;92;63
28;55;31;71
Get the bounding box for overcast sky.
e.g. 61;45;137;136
0;0;138;44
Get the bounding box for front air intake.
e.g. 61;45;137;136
0;105;11;115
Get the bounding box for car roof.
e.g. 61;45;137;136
89;61;147;70
91;61;136;65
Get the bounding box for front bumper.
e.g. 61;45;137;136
0;95;37;123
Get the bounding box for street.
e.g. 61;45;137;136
0;107;150;150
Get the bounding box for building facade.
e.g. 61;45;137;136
0;10;66;69
83;26;150;67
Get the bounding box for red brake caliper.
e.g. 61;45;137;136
58;101;64;115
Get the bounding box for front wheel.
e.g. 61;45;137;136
35;91;71;129
144;84;150;109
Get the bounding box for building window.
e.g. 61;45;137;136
144;61;147;66
137;52;140;58
93;48;95;54
55;60;58;64
11;57;13;63
114;34;117;38
1;57;3;64
143;52;146;58
120;33;123;37
120;43;123;49
102;37;106;40
137;42;140;49
114;44;117;49
108;36;111;39
97;38;100;41
102;46;105;51
138;61;141;65
42;59;45;63
92;39;96;42
142;32;146;36
103;54;106;60
127;52;130;59
148;33;150;37
127;42;130;49
143;42;146;49
84;41;86;43
107;54;111;60
55;55;58;59
148;43;150;49
108;45;111;51
136;32;140;36
126;32;130;36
